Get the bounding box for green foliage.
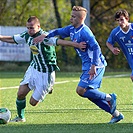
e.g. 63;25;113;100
0;0;132;70
0;71;133;133
90;0;133;70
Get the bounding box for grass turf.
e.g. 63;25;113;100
0;71;133;133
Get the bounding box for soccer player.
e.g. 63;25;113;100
33;6;124;123
0;16;86;122
106;9;133;82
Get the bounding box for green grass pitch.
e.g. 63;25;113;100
0;71;133;133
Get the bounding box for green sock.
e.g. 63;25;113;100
16;98;26;119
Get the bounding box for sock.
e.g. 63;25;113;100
16;98;26;119
112;110;120;117
83;88;106;100
90;99;111;113
106;94;112;101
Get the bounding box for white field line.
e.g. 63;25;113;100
0;86;19;90
103;74;129;78
55;81;69;84
0;74;129;90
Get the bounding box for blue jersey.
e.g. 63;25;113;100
48;24;107;71
107;23;133;72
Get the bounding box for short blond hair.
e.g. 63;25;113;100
72;6;87;19
72;6;87;13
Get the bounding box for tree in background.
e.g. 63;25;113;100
0;0;133;71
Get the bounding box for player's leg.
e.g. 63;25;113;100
10;66;33;122
29;97;39;106
76;67;108;100
76;67;124;123
77;86;123;123
89;99;111;113
10;84;30;122
77;86;116;113
76;67;117;115
89;98;124;123
17;84;30;118
31;71;55;105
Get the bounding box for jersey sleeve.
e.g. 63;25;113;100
43;37;58;46
13;32;26;44
81;28;98;47
48;25;71;38
107;29;116;46
82;28;103;66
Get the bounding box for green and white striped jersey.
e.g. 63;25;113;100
13;29;59;72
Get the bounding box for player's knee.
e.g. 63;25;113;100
30;100;38;106
30;101;37;106
30;97;38;106
17;85;30;99
17;92;25;99
76;87;86;96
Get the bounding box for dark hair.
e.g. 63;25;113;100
115;9;129;20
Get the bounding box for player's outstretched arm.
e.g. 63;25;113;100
0;35;15;43
43;37;86;51
57;39;86;51
33;34;46;44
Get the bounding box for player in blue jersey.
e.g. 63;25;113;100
0;16;86;122
34;6;124;123
106;9;133;82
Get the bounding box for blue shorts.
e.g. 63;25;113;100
78;67;105;89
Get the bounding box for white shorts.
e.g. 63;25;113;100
20;66;55;102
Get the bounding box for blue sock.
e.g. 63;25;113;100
83;88;106;100
90;99;111;113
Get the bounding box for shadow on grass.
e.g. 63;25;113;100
0;108;133;133
0;123;133;133
9;107;133;114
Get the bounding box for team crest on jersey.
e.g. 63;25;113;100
120;36;125;42
30;45;39;55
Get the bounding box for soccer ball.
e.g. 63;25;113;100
0;108;11;124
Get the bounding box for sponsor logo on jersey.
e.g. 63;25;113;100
30;45;39;55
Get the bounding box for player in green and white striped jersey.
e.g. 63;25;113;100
14;29;59;73
0;16;86;122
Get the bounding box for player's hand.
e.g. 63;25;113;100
88;65;97;80
78;42;86;51
112;47;120;55
33;34;46;43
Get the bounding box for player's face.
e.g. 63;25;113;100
70;11;81;28
116;15;129;29
26;21;40;36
